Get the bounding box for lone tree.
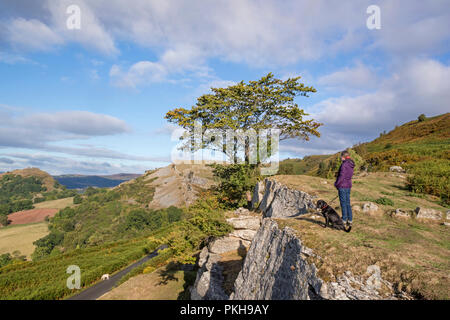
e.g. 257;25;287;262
165;73;322;164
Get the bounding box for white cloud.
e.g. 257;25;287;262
5;18;63;51
317;63;379;92
1;0;449;62
19;111;130;136
0;153;161;175
284;58;450;157
110;44;209;87
0;52;34;64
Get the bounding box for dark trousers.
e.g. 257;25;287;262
338;188;352;222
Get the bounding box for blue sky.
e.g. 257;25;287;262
0;0;449;175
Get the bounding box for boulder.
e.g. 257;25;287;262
393;208;410;218
208;236;250;254
259;179;315;218
389;166;405;173
415;207;443;220
362;202;381;215
234;207;251;215
226;217;261;230
230;229;257;241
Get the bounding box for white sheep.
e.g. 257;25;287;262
101;274;110;280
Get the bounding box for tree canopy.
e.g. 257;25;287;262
165;73;322;163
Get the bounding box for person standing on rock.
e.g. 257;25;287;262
334;150;355;227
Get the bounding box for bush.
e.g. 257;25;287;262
418;114;426;122
73;194;83;204
0;214;10;226
407;159;450;205
0;253;12;268
375;197;394;206
209;164;261;208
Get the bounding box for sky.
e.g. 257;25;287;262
0;0;449;175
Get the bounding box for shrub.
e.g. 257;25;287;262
375;197;394;206
418;114;426;122
0;214;10;226
73;194;83;204
407;159;450;205
209;164;261;208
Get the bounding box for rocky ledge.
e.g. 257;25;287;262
231;218;404;300
252;179;316;218
191;179;411;300
190;210;261;300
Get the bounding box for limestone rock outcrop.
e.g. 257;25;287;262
190;211;261;300
256;179;316;218
230;219;402;300
415;207;443;220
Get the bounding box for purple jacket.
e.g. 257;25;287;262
334;158;355;189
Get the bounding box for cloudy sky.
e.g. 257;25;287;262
0;0;449;174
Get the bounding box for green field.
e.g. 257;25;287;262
0;222;49;259
34;197;74;209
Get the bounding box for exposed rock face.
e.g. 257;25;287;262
144;164;215;209
231;219;322;300
258;179;316;218
190;211;261;300
190;247;228;300
230;219;403;300
226;217;261;230
191;181;409;300
321;266;398;300
415;207;443;220
208;237;250;255
251;180;265;210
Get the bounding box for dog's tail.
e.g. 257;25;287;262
344;225;352;233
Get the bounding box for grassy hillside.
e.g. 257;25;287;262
279;113;450;205
0;193;231;300
0;222;49;259
0;168;77;221
0;168;57;192
274;173;449;300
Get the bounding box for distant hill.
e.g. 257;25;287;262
0;168;76;218
279;113;450;204
53;173;142;189
0;168;58;192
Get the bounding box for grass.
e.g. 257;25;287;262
0;222;49;259
0;237;154;300
34;197;74;209
275;172;446;212
272;173;450;299
99;263;196;300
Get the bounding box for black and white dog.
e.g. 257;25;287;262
316;200;351;232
